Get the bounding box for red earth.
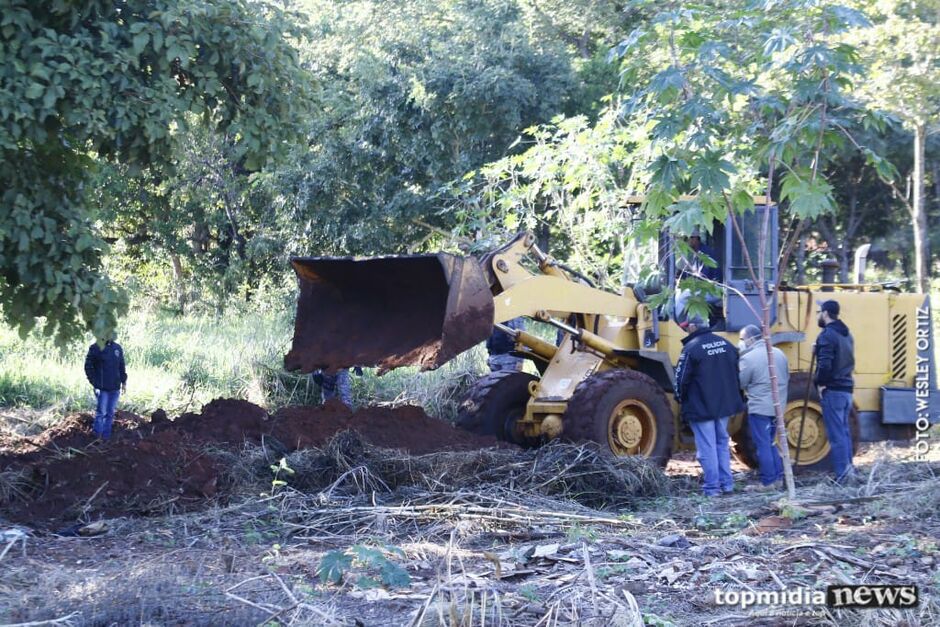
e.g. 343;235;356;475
0;399;502;528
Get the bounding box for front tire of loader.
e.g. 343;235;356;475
456;371;538;445
563;370;674;467
732;372;860;475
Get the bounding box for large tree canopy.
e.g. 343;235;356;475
1;0;935;340
265;0;583;255
453;1;899;295
846;0;940;292
0;0;312;343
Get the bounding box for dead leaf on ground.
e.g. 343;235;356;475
77;521;108;537
532;543;560;558
747;515;793;535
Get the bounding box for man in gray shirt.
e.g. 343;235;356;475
738;325;789;490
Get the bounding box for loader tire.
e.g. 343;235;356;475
456;371;537;445
563;370;674;467
732;373;859;475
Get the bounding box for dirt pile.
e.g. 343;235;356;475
0;400;503;527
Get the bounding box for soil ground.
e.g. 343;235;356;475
0;399;501;526
1;403;938;626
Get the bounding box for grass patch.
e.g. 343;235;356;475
0;304;488;423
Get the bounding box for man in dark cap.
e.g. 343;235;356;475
675;313;745;496
815;299;857;482
687;228;721;282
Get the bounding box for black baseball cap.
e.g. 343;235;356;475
817;299;840;316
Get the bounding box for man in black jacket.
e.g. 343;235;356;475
675;313;745;496
84;336;127;440
814;300;856;481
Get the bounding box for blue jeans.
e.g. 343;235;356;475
321;369;352;407
690;416;733;496
821;390;855;480
94;389;120;439
748;414;784;485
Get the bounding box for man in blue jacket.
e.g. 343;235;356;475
486;317;525;372
675;313;746;496
814;300;856;482
688;231;721;282
84;336;127;439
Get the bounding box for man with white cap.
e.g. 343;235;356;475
738;324;788;491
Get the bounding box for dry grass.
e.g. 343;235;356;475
0;468;33;505
218;431;671;511
2;439;939;626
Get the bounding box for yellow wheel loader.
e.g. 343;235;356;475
285;201;939;472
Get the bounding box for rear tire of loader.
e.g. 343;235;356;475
732;372;860;475
456;371;538;445
563;370;674;467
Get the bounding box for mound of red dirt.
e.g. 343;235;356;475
0;400;503;527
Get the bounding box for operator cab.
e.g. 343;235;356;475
652;201;778;332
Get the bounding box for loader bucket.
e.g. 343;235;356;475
284;254;495;373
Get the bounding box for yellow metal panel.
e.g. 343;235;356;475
534;335;603;401
852;381;880;413
493;275;635;322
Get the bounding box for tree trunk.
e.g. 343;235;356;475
912;122;929;293
170;253;187;314
795;234;806;285
536;220;551;254
841;180;860;283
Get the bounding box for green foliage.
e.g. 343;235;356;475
452;0;907;302
848;0;940;127
517;584;540;602
614;0;871;230
780;171;835;220
2;0;933;351
0;0;312;344
265;0;581;256
269;457;295;492
565;523;600;543
93;127;298;314
317;544;411;589
0;307;291;417
317;550;354;585
0;306;492;427
451;111;642;289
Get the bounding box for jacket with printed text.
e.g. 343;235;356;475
675;328;745;423
84;340;127;392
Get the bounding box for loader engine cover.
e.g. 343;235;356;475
285;254;495;373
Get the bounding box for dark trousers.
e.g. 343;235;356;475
748;413;784;485
821;390;855;480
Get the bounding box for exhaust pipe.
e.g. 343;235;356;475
853;243;871;284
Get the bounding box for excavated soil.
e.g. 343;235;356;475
284;255;493;372
284;257;450;372
0;399;503;528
